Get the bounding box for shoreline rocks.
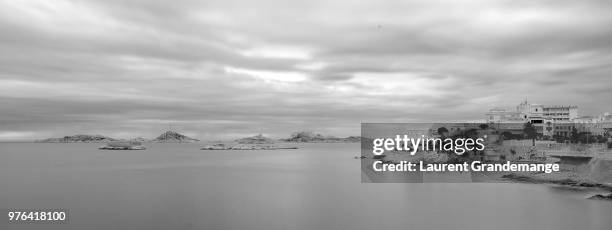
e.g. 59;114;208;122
501;173;612;192
588;193;612;201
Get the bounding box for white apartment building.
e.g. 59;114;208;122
487;100;577;122
486;100;580;137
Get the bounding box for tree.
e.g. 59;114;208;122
523;122;537;146
598;135;607;143
570;127;579;143
464;128;479;138
437;127;449;137
501;131;514;140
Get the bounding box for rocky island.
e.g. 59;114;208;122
235;134;275;144
36;134;117;143
99;141;146;150
37;131;199;144
588;193;612;200
281;131;361;143
151;131;199;143
201;143;298;150
202;134;297;150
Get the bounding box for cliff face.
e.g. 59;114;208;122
36;134;117;143
152;131;199;143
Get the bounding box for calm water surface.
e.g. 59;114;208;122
1;143;612;230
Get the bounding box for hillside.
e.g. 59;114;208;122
152;131;199;143
235;134;275;144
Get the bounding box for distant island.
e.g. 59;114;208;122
203;134;297;150
35;134;117;143
235;134;275;144
36;131;199;143
35;131;360;144
151;131;199;143
201;143;298;150
281;131;361;143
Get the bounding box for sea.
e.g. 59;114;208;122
1;142;612;230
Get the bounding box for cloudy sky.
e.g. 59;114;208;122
1;0;612;140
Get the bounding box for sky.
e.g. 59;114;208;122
1;0;612;141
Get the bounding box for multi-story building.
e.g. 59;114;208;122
515;100;578;121
541;105;579;121
488;101;577;121
487;100;579;137
486;100;612;138
574;116;606;136
598;113;612;135
485;107;524;123
552;121;574;137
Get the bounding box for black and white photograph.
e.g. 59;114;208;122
1;0;612;229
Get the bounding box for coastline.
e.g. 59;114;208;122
501;171;612;192
361;149;612;199
500;171;612;200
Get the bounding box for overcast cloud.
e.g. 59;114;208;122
1;0;612;140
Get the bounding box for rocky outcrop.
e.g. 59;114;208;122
235;134;275;144
99;141;146;150
201;143;230;150
36;134;117;143
588;193;612;201
201;143;297;150
502;173;612;191
152;131;199;143
281;131;361;143
129;137;150;142
342;136;363;142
